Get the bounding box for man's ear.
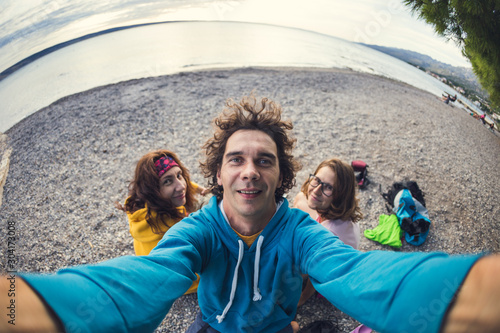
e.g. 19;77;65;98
217;168;222;186
277;173;283;189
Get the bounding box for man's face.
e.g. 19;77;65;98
217;129;282;225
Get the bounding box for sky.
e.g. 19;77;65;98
168;0;471;67
0;0;471;73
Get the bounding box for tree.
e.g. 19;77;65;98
403;0;500;107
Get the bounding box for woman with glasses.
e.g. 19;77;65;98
294;158;363;249
294;158;364;307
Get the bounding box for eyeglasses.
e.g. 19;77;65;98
309;174;334;197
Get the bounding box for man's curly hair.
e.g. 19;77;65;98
200;94;301;202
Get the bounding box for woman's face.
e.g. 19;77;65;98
159;166;187;207
307;166;335;212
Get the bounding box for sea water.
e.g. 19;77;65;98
0;21;479;133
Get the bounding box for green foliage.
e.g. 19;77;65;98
403;0;500;106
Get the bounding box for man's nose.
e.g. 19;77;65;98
241;162;259;180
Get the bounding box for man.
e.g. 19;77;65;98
1;95;499;333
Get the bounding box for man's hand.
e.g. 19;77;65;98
0;276;60;332
442;254;500;333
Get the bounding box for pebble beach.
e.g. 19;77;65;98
1;67;499;332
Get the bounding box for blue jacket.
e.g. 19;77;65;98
23;197;480;333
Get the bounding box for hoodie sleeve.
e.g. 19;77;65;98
21;221;205;333
296;221;481;333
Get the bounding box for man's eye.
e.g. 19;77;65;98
259;159;271;165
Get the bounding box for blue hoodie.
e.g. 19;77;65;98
23;197;480;333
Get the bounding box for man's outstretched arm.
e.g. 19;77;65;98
1;255;499;332
442;254;500;333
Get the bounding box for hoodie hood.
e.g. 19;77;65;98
198;196;288;255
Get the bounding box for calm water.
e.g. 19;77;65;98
0;20;478;133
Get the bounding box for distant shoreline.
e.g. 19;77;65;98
0;21;177;82
4;21;485;134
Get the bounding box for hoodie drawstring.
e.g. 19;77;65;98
216;240;244;323
216;235;265;323
252;235;264;301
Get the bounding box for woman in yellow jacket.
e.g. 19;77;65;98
117;149;207;294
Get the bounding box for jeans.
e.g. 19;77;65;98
186;311;294;333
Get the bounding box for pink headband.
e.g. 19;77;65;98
155;156;179;178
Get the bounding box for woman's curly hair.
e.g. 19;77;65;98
301;158;363;222
116;150;197;234
200;94;301;202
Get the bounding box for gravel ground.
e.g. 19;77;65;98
1;67;499;332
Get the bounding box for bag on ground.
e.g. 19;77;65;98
393;189;431;246
351;160;369;189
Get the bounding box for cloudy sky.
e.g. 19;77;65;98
0;0;471;71
172;0;470;67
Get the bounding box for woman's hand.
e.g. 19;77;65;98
197;186;210;196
